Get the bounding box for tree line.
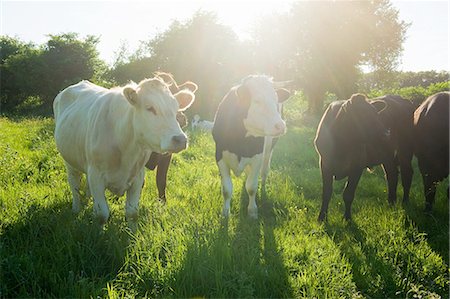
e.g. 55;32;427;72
1;1;449;117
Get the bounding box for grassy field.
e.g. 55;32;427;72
0;114;448;298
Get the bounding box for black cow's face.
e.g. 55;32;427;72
333;94;391;167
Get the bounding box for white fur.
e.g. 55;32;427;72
218;150;263;219
53;79;194;227
241;75;286;137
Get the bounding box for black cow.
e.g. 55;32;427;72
212;75;290;219
145;73;198;202
315;93;415;221
414;92;449;211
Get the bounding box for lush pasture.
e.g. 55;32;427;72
0;115;448;298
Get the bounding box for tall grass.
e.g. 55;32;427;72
1;116;448;298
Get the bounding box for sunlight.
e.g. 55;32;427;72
181;0;293;40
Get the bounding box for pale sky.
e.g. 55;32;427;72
1;0;449;72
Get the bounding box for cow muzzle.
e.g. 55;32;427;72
168;134;187;153
272;121;287;136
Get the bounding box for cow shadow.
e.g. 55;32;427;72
325;215;448;298
324;221;402;298
171;183;293;298
403;179;449;264
0;201;130;298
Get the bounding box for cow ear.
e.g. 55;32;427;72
178;81;198;93
276;88;291;103
175;90;195;111
371;100;388;113
123;87;138;105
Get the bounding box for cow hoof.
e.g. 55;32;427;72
424;206;433;215
127;221;138;233
318;212;327;223
96;213;108;226
248;208;258;220
72;204;81;214
222;208;230;218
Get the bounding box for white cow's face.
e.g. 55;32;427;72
123;78;195;153
239;76;290;137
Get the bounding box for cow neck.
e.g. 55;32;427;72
214;91;266;162
114;104;139;153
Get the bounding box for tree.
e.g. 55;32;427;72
40;33;106;101
253;0;409;115
111;11;252;118
0;33;106;113
357;70;450;92
397;71;450;88
0;36;36;111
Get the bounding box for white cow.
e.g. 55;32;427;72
212;75;290;219
53;76;195;227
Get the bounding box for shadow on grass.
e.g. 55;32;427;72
403;181;449;264
325;217;448;298
325;221;399;298
0;201;130;298
171;183;293;298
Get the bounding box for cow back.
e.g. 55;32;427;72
414;92;449;177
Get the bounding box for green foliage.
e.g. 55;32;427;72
253;0;409;114
1;117;448;298
358;70;450;91
0;1;422;118
0;34;106;114
366;81;450;105
108;11;251;119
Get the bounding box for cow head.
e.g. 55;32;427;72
236;75;291;137
154;72;198;129
122;76;196;153
332;93;391;168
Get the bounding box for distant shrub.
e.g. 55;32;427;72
367;81;450;106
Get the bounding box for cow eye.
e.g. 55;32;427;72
147;107;157;115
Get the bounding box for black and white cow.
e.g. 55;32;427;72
212;75;290;219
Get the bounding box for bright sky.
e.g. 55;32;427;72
1;0;449;72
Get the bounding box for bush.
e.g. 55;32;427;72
367;81;450;106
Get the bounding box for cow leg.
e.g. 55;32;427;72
85;183;91;199
343;169;363;221
382;159;399;205
398;151;413;203
87;167;109;225
423;174;437;212
126;168;145;231
318;163;333;222
245;158;262;219
218;160;233;218
156;154;172;203
66;163;82;214
261;137;273;191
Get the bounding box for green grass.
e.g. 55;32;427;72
0;116;448;298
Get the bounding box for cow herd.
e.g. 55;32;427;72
53;72;449;228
